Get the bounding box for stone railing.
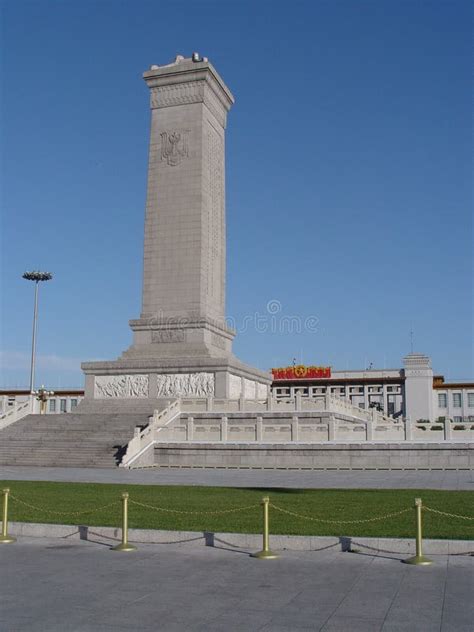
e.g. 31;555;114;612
324;394;396;425
140;415;473;446
120;396;474;468
120;399;182;467
120;394;404;467
0;399;35;430
145;415;406;445
410;420;474;442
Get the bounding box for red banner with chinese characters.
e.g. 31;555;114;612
271;365;331;380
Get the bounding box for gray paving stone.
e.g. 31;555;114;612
1;538;472;631
322;616;386;631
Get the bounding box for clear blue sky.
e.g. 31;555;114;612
1;0;472;387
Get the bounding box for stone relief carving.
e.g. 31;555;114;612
151;330;185;343
229;374;242;399
161;130;190;166
244;378;256;400
150;80;228;127
156;373;215;398
151;81;205;109
257;382;268;400
95;375;149;398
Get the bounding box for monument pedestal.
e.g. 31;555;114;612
82;355;270;407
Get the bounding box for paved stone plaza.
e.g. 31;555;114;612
1;465;473;490
1;537;472;631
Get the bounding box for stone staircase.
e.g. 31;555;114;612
0;413;149;468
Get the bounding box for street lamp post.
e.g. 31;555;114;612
32;386;55;415
22;271;53;395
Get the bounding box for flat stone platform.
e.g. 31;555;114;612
1;537;472;631
1;465;473;489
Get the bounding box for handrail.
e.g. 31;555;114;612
0;400;34;430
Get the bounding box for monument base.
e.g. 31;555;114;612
80;354;271;414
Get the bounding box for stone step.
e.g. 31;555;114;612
0;411;150;468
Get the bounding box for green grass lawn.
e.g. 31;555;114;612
1;480;473;540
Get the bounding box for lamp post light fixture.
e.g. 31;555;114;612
22;271;53;394
32;385;55;415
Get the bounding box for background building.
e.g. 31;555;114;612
0;389;84;416
271;353;474;423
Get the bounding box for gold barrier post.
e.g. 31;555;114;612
0;488;16;544
112;492;137;552
251;496;278;559
403;498;432;566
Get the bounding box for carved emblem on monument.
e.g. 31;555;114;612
161;130;189;166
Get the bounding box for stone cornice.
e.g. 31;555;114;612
129;316;236;338
144;59;234;105
145;62;234;127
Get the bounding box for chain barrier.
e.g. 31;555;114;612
9;494;120;517
423;506;474;521
129;499;259;516
269;502;412;524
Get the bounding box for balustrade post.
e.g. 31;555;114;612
291;416;299;441
443;418;452;441
295;392;301;411
325;390;331;411
328;415;336;441
186;416;194;441
221;415;228;442
366;419;374;441
256;416;263;442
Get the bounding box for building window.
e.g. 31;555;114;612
438;393;447;408
60;399;67;413
467;393;474;408
49;399;56;412
387;402;395;415
453;416;462;423
452;393;462;408
71;399;78;409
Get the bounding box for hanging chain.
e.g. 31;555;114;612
269;503;412;524
9;494;120;517
129;499;259;516
423;506;474;521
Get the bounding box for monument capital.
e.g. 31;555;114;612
143;54;234;127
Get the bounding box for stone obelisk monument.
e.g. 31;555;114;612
81;54;270;407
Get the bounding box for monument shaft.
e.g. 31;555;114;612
128;56;235;358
